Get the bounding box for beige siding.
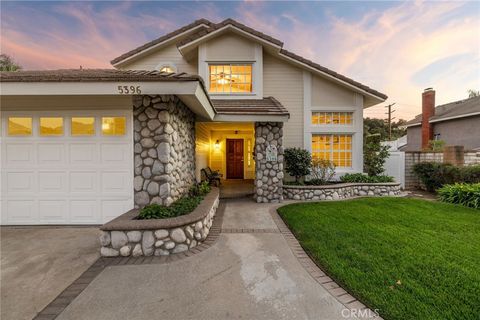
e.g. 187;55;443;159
205;33;256;61
119;43;197;74
311;75;355;107
1;95;132;111
195;122;211;181
263;53;304;148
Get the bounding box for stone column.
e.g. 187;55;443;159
254;122;284;203
133;95;195;208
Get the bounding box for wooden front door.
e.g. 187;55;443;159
226;139;244;179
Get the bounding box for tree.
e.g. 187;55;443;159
0;54;22;71
284;148;311;183
467;89;479;98
364;133;390;176
364;117;406;141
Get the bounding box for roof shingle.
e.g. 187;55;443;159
212;97;289;117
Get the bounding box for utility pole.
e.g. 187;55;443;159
385;103;396;140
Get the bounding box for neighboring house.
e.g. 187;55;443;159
403;89;480;151
0;18;386;225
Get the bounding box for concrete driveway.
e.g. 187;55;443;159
1;226;100;320
55;199;350;320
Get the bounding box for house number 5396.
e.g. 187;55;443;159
117;85;142;94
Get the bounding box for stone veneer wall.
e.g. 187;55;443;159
133;95;195;207
284;183;401;201
254;122;284;203
100;191;219;257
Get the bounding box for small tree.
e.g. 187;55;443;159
0;54;22;71
284;148;311;183
467;89;479;98
364;133;390;176
310;159;336;184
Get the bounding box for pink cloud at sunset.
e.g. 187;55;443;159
1;1;479;121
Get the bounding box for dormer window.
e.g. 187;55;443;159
209;64;252;93
156;62;177;73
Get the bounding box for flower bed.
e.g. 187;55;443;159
99;188;219;257
283;182;401;201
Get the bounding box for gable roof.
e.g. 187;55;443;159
110;19;214;66
405;95;480;127
111;18;387;101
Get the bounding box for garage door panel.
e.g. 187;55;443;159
7;172;35;193
100;143;129;165
6;143;34;166
69;143;97;164
6;200;37;224
39;200;67;223
38;143;65;165
2;111;133;225
101;199;131;223
38;171;67;192
101;171;130;193
70;200;98;223
70;171;97;192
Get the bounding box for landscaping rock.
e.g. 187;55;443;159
126;231;142;243
132;244;143;257
170;228;187;243
120;245;131;257
155;229;169;239
111;231;128;249
99;232;111;246
101;247;119;257
142;231;155;256
172;244;188;253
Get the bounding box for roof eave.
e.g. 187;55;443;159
177;24;283;57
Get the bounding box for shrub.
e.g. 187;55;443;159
310;159;336;185
284;148;311;183
461;165;480;183
413;162;461;192
427;140;445;151
364;133;390;176
139;182;211;220
438;183;480;209
189;181;211;197
340;173;394;183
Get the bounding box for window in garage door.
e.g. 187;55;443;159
1;111;134;225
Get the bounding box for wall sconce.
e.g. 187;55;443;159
214;139;220;150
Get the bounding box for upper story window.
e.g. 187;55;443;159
312;112;353;125
209;64;252;93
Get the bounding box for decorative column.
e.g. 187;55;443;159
132;95;195;208
254;122;284;203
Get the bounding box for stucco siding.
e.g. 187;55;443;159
205;33;256;61
311;75;355;107
405;126;422;151
263;53;304;148
119;43;197;74
434;116;480;150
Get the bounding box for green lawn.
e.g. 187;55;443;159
278;198;480;320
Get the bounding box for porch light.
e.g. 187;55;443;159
214;139;220;149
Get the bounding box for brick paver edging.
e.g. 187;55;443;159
33;202;226;320
270;206;382;319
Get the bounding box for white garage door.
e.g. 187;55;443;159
1;110;134;225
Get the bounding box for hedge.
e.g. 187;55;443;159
413;163;480;192
438;183;480;209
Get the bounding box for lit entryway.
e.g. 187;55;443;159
0;110;134;225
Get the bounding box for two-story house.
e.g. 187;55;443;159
0;18;387;225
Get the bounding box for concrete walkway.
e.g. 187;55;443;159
1;227;100;320
56;199;350;320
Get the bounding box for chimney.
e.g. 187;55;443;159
421;88;435;149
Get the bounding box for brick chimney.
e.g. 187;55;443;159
421;88;435;149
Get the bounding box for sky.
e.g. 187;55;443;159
1;0;479;120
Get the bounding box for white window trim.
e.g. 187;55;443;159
199;43;263;99
311;133;354;169
155;62;177;73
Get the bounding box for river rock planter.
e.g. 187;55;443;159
283;183;401;201
99;188;219;257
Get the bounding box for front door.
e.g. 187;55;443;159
226;139;244;179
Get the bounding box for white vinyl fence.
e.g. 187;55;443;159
384;151;405;188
